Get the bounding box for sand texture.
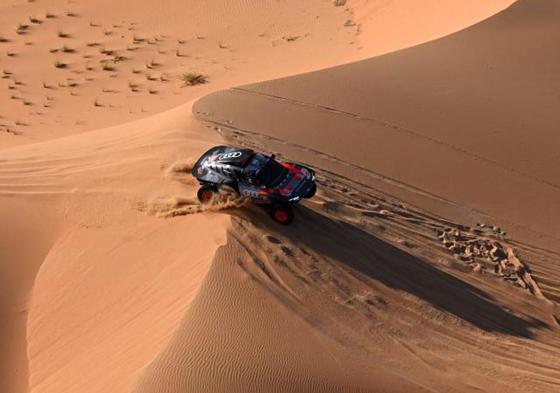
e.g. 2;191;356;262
4;1;559;393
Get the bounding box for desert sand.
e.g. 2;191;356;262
4;1;560;393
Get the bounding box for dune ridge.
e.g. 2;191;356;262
148;118;560;391
2;103;231;393
182;0;560;391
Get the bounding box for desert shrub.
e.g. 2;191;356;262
182;72;207;86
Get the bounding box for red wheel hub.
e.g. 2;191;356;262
201;191;213;202
274;209;289;222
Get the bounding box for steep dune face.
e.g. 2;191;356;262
138;165;560;392
137;229;429;393
138;198;560;392
1;106;231;393
0;1;526;393
0;201;60;393
182;0;560;391
27;216;227;393
194;0;560;249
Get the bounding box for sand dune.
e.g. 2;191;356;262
137;229;428;393
0;0;512;149
0;200;60;393
138;141;560;391
188;0;560;391
140;206;560;392
3;1;553;393
1;0;359;148
1;104;231;393
195;0;560;249
347;0;516;55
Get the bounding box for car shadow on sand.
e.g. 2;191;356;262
235;204;549;339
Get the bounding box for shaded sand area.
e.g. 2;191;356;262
186;0;560;391
195;0;560;265
4;1;554;393
140;207;560;392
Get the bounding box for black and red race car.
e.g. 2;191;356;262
192;145;317;224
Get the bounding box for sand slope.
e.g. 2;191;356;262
193;1;560;319
0;1;534;392
0;0;513;149
137;168;560;392
185;0;560;391
0;0;357;148
137;230;430;393
0;200;60;393
347;0;516;55
195;0;560;249
1;104;231;393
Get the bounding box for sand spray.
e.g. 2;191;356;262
139;158;248;217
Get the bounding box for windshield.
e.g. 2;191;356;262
257;158;288;187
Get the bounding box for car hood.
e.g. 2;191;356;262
269;163;315;200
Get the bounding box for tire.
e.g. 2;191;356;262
197;185;216;204
303;183;317;199
270;203;294;225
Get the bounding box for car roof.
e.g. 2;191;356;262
198;145;255;168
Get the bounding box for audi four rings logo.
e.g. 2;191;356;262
218;151;242;160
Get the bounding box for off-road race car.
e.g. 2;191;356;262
192;145;317;224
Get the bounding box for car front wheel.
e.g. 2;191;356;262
270;203;294;225
197;185;216;204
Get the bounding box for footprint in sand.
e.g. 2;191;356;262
280;246;294;257
264;235;281;244
437;225;543;297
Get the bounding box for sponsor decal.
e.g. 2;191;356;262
217;151;242;161
240;188;259;198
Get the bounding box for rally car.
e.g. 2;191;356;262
192;145;317;224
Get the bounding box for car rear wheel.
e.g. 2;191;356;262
304;183;317;199
270;203;294;225
197;185;216;204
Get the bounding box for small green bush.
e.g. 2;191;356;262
182;72;207;86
